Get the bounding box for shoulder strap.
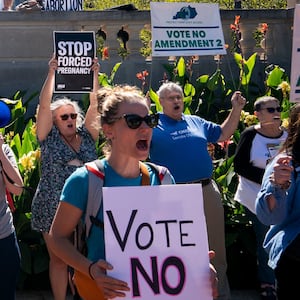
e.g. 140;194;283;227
84;160;172;238
85;160;150;238
140;162;150;185
144;162;173;185
85;159;105;238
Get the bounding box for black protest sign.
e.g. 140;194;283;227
54;31;95;93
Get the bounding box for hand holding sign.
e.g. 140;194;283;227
90;260;130;299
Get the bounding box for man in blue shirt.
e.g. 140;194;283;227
150;82;246;300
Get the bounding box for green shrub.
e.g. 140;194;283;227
84;0;286;11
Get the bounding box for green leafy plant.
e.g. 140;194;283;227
136;70;149;94
139;25;152;59
98;62;122;86
117;28;130;61
253;23;268;48
83;0;286;11
234;52;257;99
0;95;47;288
96;36;109;60
230;15;243;55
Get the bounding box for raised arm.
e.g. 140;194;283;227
0;136;23;195
218;91;246;142
85;58;100;142
36;55;58;142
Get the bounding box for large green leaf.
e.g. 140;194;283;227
196;74;209;84
177;57;186;77
98;73;110;86
149;88;162;112
207;69;222;91
10;134;22;159
183;83;195;97
266;65;286;87
110;62;122;83
234;52;257;86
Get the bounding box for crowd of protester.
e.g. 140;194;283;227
2;48;298;300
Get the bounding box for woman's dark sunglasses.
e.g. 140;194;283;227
115;114;159;129
262;107;282;113
60;113;78;121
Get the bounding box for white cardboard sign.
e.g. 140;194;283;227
150;2;226;57
103;184;212;300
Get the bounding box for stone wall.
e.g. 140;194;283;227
0;8;295;113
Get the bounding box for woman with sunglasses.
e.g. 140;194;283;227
48;85;219;300
256;103;300;299
234;96;287;300
31;55;100;300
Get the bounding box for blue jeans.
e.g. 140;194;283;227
245;207;275;286
0;232;21;300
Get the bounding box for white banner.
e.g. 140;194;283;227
103;184;212;300
150;2;226;57
290;4;300;102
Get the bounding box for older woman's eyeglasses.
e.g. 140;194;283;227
114;114;159;129
60;113;77;121
261;107;282;113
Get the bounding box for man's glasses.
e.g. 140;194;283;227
60;113;78;121
166;95;183;101
114;114;159;129
261;107;282;113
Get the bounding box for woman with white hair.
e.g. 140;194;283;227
31;55;100;300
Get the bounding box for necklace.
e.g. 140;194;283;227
61;133;79;153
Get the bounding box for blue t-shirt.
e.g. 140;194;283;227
61;158;171;262
150;113;221;183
